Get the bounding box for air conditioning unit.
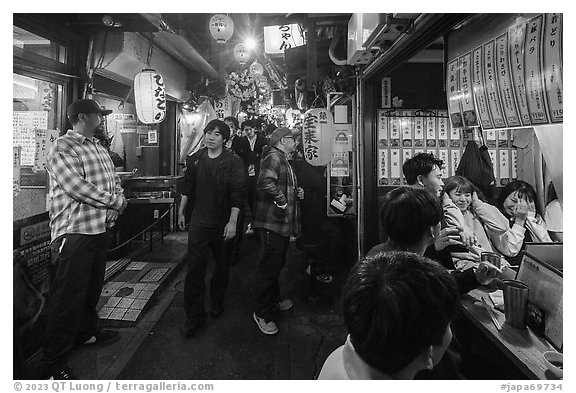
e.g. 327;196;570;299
347;13;380;65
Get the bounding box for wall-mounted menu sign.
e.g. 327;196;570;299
13;111;49;166
447;13;562;129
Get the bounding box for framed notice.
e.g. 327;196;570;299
508;23;532;126
542;13;563;123
458;53;479;127
524;15;549;124
495;33;522;127
472;47;495;129
447;59;464;128
483;40;507;128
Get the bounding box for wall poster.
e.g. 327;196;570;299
458;52;479;127
472;47;494;129
447;59;464;128
542;13;563;123
524;15;549;124
483;40;507;128
495;33;522;127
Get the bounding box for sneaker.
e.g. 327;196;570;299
245;223;254;235
181;315;207;338
306;265;333;283
276;299;293;311
44;366;76;380
252;312;278;335
76;329;120;347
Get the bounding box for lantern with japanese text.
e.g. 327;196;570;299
233;43;250;65
134;69;166;124
209;14;234;44
303;108;333;166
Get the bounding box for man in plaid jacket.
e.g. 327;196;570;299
252;127;304;335
42;99;127;379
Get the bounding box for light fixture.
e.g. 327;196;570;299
134;69;166;124
101;15;123;28
245;38;257;50
233;43;250;65
209;14;234;44
249;60;264;77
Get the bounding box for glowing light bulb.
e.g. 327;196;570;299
245;38;257;50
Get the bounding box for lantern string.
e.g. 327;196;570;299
146;37;154;67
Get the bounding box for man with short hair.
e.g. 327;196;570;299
319;251;460;379
178;119;246;337
43;99;127;379
252;127;304;335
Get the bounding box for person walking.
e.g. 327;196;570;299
42;99;127;379
252;127;303;335
178;119;246;337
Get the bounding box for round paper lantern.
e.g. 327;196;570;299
134;69;166;124
209;14;234;44
250;60;264;77
233;43;250;65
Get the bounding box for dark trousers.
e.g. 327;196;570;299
223;207;244;265
184;225;231;322
247;175;257;213
42;232;108;374
253;229;289;321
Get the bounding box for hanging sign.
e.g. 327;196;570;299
446;59;464;128
483;40;507;128
303;108;333;166
377;110;389;148
33;129;59;172
330;151;350;177
508;23;532;126
134;69;166;124
458;53;479;127
542;13;563;123
264;24;306;55
381;77;392;108
472;46;495;129
495;33;521;127
285;108;301;128
214;95;232;120
524;15;548;124
13;146;21;196
333;123;353;152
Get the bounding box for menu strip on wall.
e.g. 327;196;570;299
472;47;495;129
496;33;522;126
524;15;549;124
377;110;389;148
458;52;479;127
378;149;389;185
508;23;532;126
542;13;563;123
447;59;464;128
483;40;507;128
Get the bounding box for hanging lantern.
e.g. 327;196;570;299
209;14;234;44
233;43;250;65
249;60;264;77
134;69;166;124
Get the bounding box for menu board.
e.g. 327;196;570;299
458;53;479;127
508;22;532;126
524;15;549;124
542;13;563;123
483;40;507;128
495;33;522;127
13;111;49;166
447;59;464;128
472;47;494;129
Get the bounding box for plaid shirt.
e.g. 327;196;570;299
46;129;125;241
252;146;301;237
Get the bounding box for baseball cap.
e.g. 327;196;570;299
268;127;295;147
66;99;112;119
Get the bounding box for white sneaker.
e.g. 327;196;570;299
253;313;278;335
276;299;293;311
306;265;333;283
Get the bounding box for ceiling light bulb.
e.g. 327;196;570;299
245;38;257;50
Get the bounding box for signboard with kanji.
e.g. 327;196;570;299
264;24;306;55
303;108;333;166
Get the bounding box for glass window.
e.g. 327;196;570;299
13;72;64;221
13;26;66;63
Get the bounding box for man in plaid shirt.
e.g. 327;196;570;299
252;127;304;335
41;99;127;380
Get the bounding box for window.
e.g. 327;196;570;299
13;26;66;63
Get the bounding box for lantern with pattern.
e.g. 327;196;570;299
249;60;264;77
233;43;250;65
209;14;234;44
134;69;166;124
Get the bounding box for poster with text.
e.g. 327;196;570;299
508;23;532;126
447;59;464;128
472;46;495;129
378;149;389;185
33;129;59;172
483;40;507;128
377;110;389;148
524;15;549;124
542;13;563;123
458;52;479;127
495;33;522;127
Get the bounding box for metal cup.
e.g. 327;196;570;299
502;280;529;328
481;252;502;269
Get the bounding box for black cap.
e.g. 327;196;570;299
66;99;112;119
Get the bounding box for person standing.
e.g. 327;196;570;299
252;127;303;335
178;119;246;337
42;99;127;379
240;120;267;235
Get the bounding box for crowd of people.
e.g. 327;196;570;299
37;98;561;380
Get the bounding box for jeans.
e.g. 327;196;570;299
253;228;289;321
42;232;108;374
184;224;231;323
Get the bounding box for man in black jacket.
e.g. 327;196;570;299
177;119;246;337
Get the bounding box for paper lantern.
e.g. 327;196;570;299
250;60;264;77
209;14;234;44
134;69;166;124
233;43;250;65
303;108;333;166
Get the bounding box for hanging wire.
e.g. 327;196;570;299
146;36;154;68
